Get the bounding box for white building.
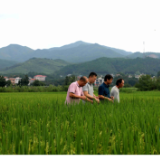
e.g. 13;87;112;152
95;77;104;86
15;77;22;84
67;74;72;77
34;75;47;81
135;75;140;79
111;74;115;77
135;74;146;79
4;77;9;81
115;74;121;77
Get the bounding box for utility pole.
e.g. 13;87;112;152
143;41;145;58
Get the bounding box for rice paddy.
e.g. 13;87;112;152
0;91;160;154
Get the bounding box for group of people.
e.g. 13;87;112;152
65;72;124;105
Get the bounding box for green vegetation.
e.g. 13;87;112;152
135;75;160;91
32;80;45;86
0;91;160;154
55;57;160;76
111;73;138;87
0;59;18;70
0;85;69;92
18;75;29;86
64;75;76;85
157;71;160;77
0;58;70;74
0;76;6;87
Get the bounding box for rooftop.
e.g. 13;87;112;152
34;75;46;77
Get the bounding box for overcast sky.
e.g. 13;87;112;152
0;0;160;52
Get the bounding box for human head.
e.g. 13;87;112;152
116;78;124;88
88;72;97;84
78;76;88;87
104;74;113;85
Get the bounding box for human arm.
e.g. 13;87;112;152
98;85;113;102
93;94;100;103
98;95;113;102
69;92;85;99
93;94;99;99
110;96;114;100
81;90;93;103
83;91;98;103
83;91;94;99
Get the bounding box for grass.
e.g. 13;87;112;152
0;91;160;154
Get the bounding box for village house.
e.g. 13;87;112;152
34;75;47;81
9;78;16;85
67;74;72;77
115;74;121;77
28;78;36;85
4;76;9;81
15;77;21;84
128;75;133;78
135;75;140;79
151;76;156;80
135;73;146;79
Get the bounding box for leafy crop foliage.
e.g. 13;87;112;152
0;91;160;154
0;85;69;92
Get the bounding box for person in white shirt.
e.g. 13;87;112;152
110;78;124;103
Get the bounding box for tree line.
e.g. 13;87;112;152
0;75;45;87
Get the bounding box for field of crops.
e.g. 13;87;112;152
0;91;160;154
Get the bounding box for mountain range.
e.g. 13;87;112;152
0;41;133;63
1;57;160;76
0;41;160;76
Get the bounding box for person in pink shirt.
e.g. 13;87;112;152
65;76;93;105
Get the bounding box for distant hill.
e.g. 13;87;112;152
55;57;160;76
1;41;160;64
0;59;18;70
0;44;34;62
104;46;132;56
49;41;90;50
0;58;70;74
0;41;132;63
126;52;160;59
32;43;124;63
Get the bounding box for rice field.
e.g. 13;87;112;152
0;91;160;154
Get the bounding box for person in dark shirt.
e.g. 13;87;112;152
98;74;114;103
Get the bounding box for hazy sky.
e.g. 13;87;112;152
0;0;160;52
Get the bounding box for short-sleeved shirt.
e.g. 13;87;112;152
98;82;111;101
65;81;84;105
110;86;120;103
82;83;94;103
82;83;94;98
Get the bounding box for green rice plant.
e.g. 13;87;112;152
0;91;160;154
